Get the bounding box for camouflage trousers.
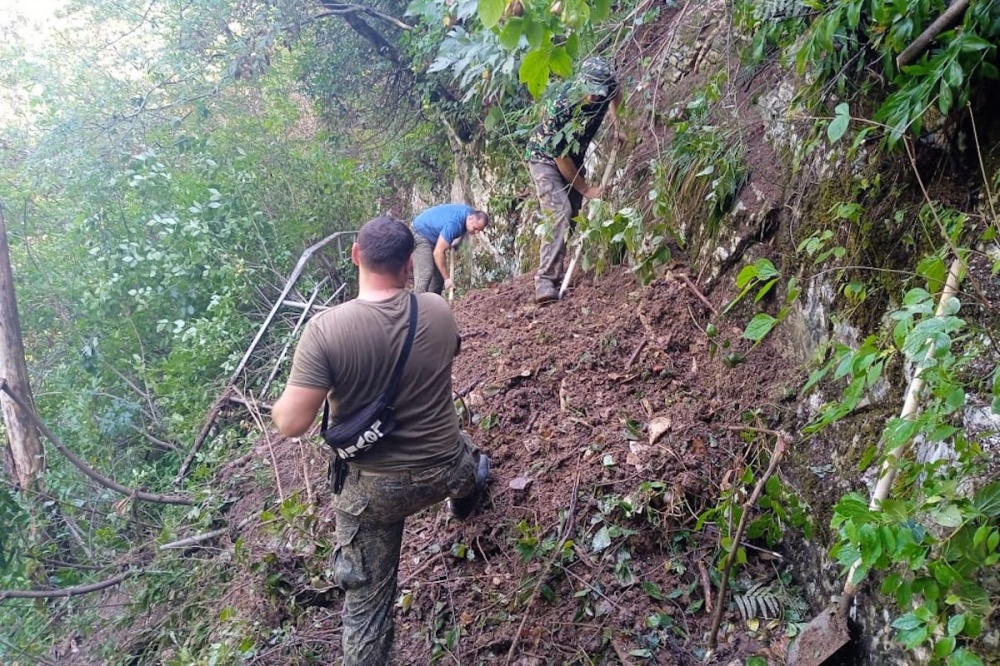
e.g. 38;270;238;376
411;232;444;295
331;434;481;665
529;160;584;290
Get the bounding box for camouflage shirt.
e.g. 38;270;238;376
525;81;615;167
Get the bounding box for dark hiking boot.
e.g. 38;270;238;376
534;284;559;304
449;454;490;520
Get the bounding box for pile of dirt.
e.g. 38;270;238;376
206;265;803;666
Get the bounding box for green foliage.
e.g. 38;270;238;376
802;250;1000;661
646;75;748;252
474;0;612;98
795;0;1000;147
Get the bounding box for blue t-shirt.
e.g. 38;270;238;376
413;204;472;245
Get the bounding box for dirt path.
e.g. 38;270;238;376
202;265;802;666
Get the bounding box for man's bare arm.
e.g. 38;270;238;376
433;236;452;283
272;385;328;436
555;156;601;199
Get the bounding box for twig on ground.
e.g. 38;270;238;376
176;391;230;483
626;338;647;370
708;432;789;649
0;571;133;600
399;551;445;587
505;459;582;665
237;388;285;502
697;560;713;615
158;528;228;551
455;372;486;399
679;273;719;316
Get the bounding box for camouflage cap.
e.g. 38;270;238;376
579;56;616;99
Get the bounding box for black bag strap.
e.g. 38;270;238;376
385;292;419;402
321;292;419;431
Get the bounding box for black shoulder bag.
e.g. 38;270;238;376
322;292;418;494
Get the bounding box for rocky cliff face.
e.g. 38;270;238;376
452;2;1000;663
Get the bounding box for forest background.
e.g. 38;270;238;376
2;0;1000;664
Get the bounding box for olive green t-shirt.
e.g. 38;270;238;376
287;290;461;472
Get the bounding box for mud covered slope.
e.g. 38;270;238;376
197;266;802;666
398;269;801;665
92;266;802;666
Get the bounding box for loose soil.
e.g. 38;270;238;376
206;265;803;666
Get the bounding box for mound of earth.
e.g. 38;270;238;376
111;265;801;666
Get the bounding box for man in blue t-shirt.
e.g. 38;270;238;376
411;203;489;295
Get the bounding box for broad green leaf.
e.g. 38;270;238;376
972;481;1000;517
947;614;966;636
898;625;929;649
948;648;985;666
478;0;506;28
934;635;956;658
916;254;947;288
549;46;573;78
827;103;850;143
743;313;777;342
499;19;524;49
591;0;612;22
931;505;964;528
526;19;544;48
519;49;552;98
892;612;922;631
754;258;779;280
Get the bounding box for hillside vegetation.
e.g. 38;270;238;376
1;1;1000;665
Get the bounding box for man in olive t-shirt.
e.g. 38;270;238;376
272;216;490;665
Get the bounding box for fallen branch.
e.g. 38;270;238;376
708;432;788;649
0;571;132;600
505;459;582;664
176;390;231;483
896;0;969;69
158;528;228;551
0;380;194;506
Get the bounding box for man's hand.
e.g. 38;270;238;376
583;184;604;200
444;278;454;291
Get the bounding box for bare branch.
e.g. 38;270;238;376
313;3;413;31
158;528;228;551
0;571;133;600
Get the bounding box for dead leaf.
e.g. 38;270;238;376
649;416;672;445
509;476;532;491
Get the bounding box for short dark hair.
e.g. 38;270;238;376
357;216;414;274
470;210;490;226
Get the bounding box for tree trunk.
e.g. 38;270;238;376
0;205;45;491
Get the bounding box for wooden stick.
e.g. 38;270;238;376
708;432;788;649
158;528;228;551
0;571;133;600
0;380;193;506
626;338;647;370
841;258;963;594
896;0;969;69
680;274;719;316
176;391;230;483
